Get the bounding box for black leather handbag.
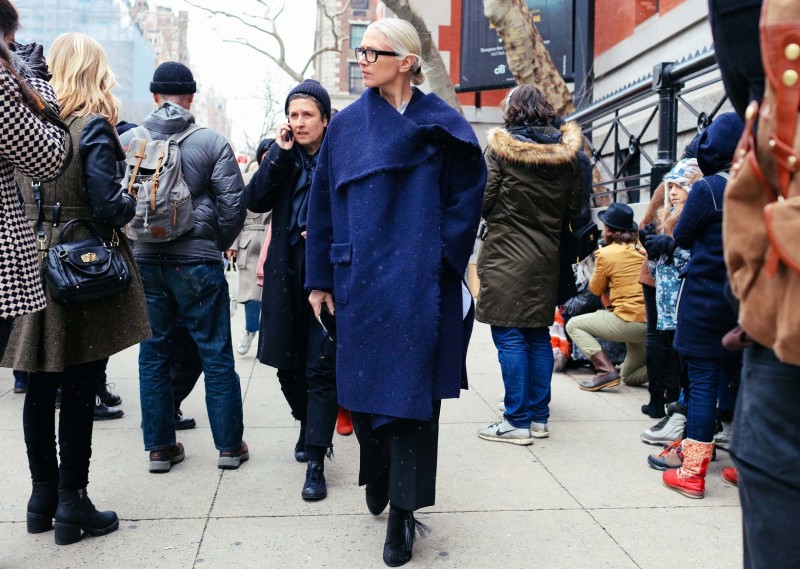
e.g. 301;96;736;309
44;218;131;305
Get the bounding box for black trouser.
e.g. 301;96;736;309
0;317;13;361
305;311;337;454
731;345;800;569
171;323;202;411
277;368;308;423
351;401;442;512
708;1;765;118
643;285;681;405
23;359;107;490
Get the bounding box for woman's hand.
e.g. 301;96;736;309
276;123;294;151
308;290;335;323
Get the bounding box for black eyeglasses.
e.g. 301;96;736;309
354;47;398;63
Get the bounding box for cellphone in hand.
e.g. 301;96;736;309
283;129;293;143
319;304;335;341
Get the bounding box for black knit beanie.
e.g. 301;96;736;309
150;61;196;95
284;79;331;120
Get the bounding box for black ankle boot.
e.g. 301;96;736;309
641;396;667;419
54;489;119;545
294;423;308;463
27;481;59;533
383;505;429;567
301;461;327;501
366;471;389;516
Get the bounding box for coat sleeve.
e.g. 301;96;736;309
482;151;502;218
80;117;135;228
305;136;335;292
0;69;66;181
208;138;246;251
673;179;714;250
441;143;488;276
589;250;610;296
245;142;294;214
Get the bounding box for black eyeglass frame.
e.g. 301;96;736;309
354;47;399;63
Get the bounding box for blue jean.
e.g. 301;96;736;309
138;262;244;452
243;300;261;333
491;326;554;427
684;355;741;442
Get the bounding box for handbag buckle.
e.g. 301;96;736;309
81;252;98;263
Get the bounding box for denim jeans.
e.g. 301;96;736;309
138;262;243;452
731;346;800;569
243;300;261;333
684;355;741;442
491;326;554;427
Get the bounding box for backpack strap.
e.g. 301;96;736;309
170;125;205;145
127;138;148;197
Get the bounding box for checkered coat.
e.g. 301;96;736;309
0;67;66;319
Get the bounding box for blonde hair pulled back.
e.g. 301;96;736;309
367;18;428;86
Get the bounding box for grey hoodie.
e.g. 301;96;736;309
119;102;245;262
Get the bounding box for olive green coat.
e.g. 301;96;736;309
476;122;583;328
2;115;150;373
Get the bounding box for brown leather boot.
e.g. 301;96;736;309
579;351;621;391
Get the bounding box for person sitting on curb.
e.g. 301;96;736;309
566;202;648;391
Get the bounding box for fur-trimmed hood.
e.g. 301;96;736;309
487;121;583;166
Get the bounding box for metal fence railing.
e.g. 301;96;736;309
567;50;727;205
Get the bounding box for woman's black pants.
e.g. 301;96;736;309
643;285;681;405
351;401;442;512
23;359;107;490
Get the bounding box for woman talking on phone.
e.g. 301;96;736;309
305;18;486;567
245;79;340;502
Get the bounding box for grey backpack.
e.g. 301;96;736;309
121;125;204;242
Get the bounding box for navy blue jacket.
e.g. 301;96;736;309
305;88;486;421
673;112;744;358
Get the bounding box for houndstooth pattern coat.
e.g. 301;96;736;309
0;66;66;319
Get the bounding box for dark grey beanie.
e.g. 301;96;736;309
284;79;331;120
150;61;196;95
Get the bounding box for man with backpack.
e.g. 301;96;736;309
119;61;247;473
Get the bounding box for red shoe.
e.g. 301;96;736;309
663;439;714;499
336;407;353;436
721;467;739;487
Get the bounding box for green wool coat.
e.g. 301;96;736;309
2;114;150;373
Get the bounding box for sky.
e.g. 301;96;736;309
154;0;319;153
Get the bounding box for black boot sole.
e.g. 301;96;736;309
27;511;54;533
54;518;119;545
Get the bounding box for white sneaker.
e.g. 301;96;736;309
531;421;549;438
236;331;256;355
498;401;506;412
477;419;534;445
641;412;686;445
714;421;732;450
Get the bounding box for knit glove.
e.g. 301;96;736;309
644;234;676;259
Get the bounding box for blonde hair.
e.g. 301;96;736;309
367;19;427;86
657;174;703;235
48;33;119;125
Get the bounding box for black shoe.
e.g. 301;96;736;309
149;443;185;473
54;488;119;545
94;401;124;421
96;383;121;407
641;403;666;419
13;372;28;394
27;481;59;534
383;505;429;567
294;422;308;463
301;461;327;501
174;409;196;430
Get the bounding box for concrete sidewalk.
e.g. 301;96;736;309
0;306;742;569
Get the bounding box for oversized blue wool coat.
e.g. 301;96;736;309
305;87;487;422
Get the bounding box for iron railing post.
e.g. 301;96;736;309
651;61;683;192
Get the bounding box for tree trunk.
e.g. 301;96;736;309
484;0;574;115
378;0;463;113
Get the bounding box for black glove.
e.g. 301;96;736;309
12;42;51;81
638;222;657;245
644;234;676;258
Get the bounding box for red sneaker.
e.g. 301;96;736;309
336;407;353;436
721;467;739;487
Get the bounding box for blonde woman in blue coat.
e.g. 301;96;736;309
305;18;486;567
